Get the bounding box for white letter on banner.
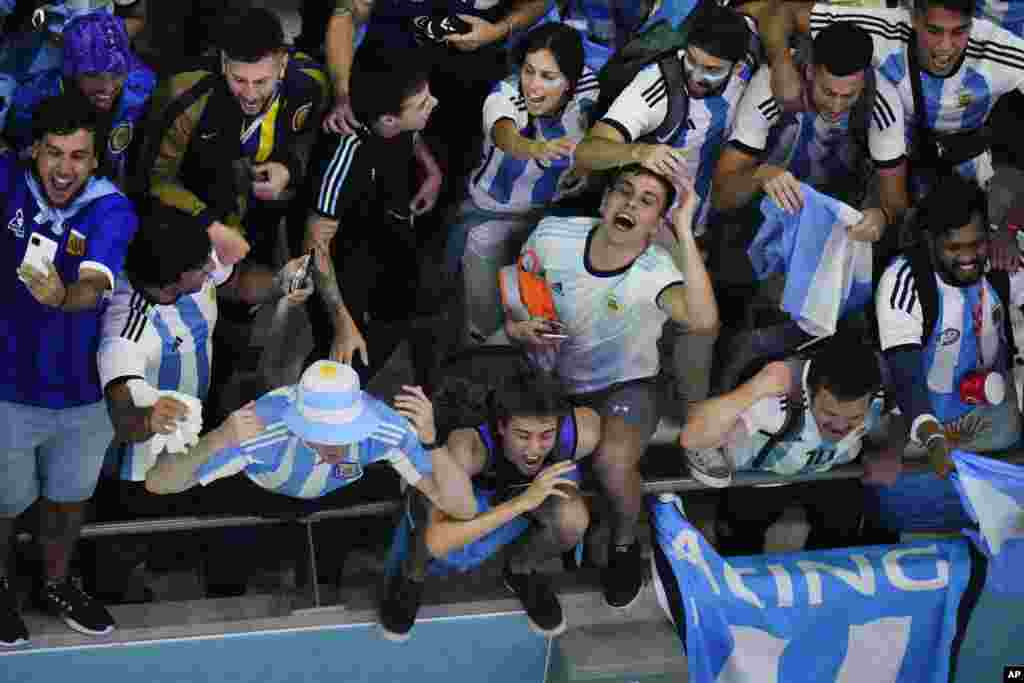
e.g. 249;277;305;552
883;545;949;592
834;617;912;683
724;564;765;609
766;564;794;607
796;555;876;606
672;529;721;594
717;619;911;683
715;626;789;683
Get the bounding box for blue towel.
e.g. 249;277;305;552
749;184;873;336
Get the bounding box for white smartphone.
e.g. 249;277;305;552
20;232;59;279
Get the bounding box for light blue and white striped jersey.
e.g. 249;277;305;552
195;387;432;499
97;267;230;481
602;50;753;227
977;0;1024;37
809;5;1024;186
730;357;886;475
876;256;1024;422
518;215;684;394
469;67;599;214
731;65;905;198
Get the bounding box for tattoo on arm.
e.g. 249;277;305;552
312;249;345;311
333;0;354;16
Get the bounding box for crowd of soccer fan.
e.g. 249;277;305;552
1;0;1023;646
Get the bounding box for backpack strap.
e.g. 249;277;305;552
749;392;807;470
986;268;1019;360
647;53;690;144
906;245;940;345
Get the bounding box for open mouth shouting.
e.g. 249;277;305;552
613;212;637;231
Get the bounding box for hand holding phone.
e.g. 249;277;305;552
19;233;58;282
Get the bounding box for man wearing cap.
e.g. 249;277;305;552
3;11;155;190
143;361;478;524
876;174;1023;479
505;165;718;609
713;21;909;239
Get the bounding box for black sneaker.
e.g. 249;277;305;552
603;541;644;610
379;573;424;642
503;567;566;637
39;578;115;636
0;577;29;647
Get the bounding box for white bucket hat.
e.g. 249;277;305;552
281;361;381;446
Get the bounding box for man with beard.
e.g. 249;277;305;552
761;0;1024;270
505;165;718;609
379;371;601;641
4;12;155;189
139;7;329;269
0;94;138;646
876;174;1023;478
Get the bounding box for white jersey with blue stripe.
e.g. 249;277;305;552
195;388;432;499
730;358;886;475
518;216;684;394
876;256;1024;423
469;67;600;214
730;65;906;193
601;48;753;226
809;5;1024;184
97;267;230;481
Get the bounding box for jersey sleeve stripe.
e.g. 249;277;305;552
872;93;896;128
966;37;1024;67
317;136;362;218
642;75;667;100
757;97;780;120
809;12;912;43
964;47;1024;71
646;84;669;108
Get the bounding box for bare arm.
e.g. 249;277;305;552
762;1;814;110
144;426;234;495
658;190;719;333
712;145;767;211
394;394;485;522
877;163;910;227
61;269;111;312
575;122;641;171
325;8;356;97
424;460;578;558
680;361;792;449
105;382;189;444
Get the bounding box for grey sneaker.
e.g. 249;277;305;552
685;447;734;488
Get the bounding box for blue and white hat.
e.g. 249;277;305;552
281;361;381;446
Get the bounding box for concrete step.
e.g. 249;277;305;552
549;619;687;683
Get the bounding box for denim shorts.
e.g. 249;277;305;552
0;400;113;516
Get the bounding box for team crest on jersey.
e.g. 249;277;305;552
940;328;961;346
292;103;312;132
607;293;622;313
329;460;363;481
7;209;24;238
108;122;133;154
958;90;973;108
66;228;86;256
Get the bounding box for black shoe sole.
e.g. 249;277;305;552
503;576;566;637
378;622;413;643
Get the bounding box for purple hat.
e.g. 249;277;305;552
62;13;131;81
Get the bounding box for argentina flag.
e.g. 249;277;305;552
748;184;873;337
648;494;971;683
952;450;1024;596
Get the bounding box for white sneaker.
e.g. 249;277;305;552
685;447;734;488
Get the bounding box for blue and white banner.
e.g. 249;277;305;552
952;449;1024;596
648;494;971;683
748;184;873;337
